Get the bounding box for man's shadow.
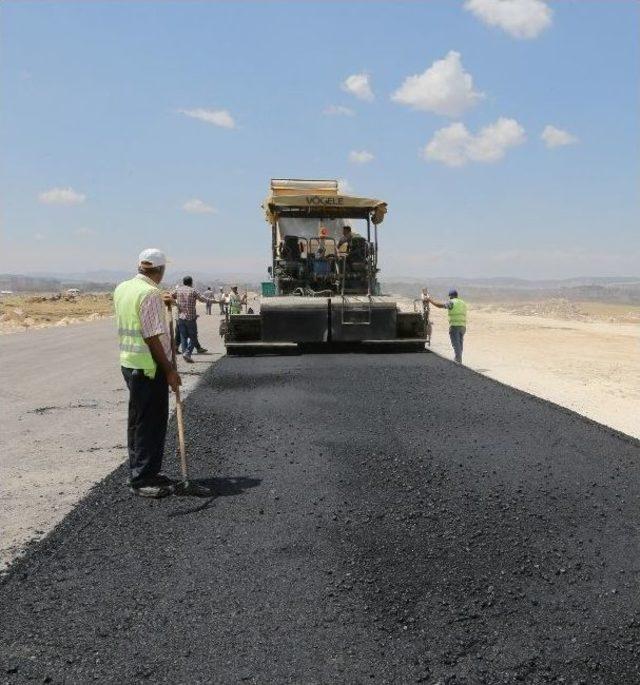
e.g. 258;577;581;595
168;476;261;517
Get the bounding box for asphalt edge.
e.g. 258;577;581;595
428;346;640;449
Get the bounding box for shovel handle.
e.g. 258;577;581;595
168;314;189;480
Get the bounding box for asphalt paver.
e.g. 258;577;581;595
1;352;639;684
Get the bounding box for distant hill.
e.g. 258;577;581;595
3;272;639;304
383;277;640;304
0;272;262;294
0;274;116;293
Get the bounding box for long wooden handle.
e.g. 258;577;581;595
168;311;189;480
174;390;188;479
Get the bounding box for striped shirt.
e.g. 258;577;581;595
136;274;172;359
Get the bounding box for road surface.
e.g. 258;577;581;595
1;351;639;683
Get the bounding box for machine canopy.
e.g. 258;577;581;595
263;179;387;225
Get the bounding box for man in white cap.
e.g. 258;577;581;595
113;248;182;498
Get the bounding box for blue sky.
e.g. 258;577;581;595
2;0;638;279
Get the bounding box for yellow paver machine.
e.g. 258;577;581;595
224;179;430;354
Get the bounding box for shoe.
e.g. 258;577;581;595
196;347;208;354
149;473;177;487
128;483;172;499
183;354;194;363
128;473;176;487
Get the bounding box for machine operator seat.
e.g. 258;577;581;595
280;235;303;261
277;236;307;280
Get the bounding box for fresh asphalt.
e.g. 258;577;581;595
1;351;639;684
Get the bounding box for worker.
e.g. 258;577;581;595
113;248;181;499
426;288;468;364
204;286;213;315
337;225;354;252
218;286;226;314
171;276;210;362
228;285;246;314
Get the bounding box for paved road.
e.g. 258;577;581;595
1;352;639;683
0;308;224;570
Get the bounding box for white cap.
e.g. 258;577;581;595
138;248;167;267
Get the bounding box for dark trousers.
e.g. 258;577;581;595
219;301;225;314
174;318;181;348
178;318;201;356
449;326;466;363
121;367;169;484
205;301;212;314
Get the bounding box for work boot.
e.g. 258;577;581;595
128;474;176;498
149;473;178;487
183;353;194;363
128;483;172;499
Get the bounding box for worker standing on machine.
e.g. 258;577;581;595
426;288;468;364
337;225;362;253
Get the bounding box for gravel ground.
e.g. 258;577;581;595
1;352;639;684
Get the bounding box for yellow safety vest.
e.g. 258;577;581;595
448;298;467;327
229;293;242;314
113;277;159;378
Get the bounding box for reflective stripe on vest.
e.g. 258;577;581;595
113;277;159;378
448;298;467;327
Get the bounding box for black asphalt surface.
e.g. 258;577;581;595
2;352;640;684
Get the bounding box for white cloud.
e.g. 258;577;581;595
337;179;353;194
541;125;578;148
464;0;552;39
323;104;355;117
179;108;236;129
341;73;374;102
74;227;95;237
422;117;526;167
348;150;374;164
38;187;86;206
182;198;216;214
391;51;484;118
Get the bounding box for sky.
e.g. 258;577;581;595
1;0;639;280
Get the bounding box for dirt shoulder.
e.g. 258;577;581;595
0;293;115;333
